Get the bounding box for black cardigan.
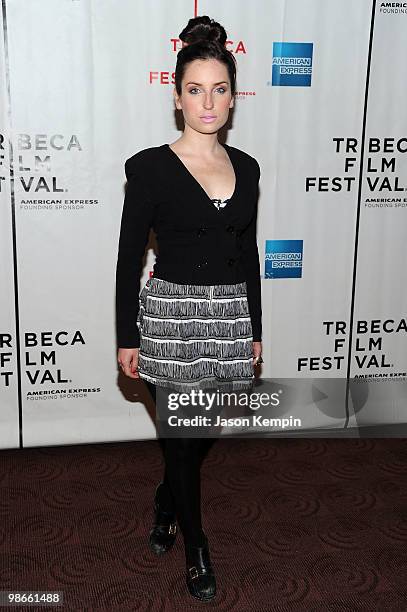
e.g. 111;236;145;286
115;143;262;348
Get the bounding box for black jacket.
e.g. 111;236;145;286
115;143;262;348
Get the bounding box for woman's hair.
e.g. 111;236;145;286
175;15;237;97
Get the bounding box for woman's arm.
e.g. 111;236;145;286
240;156;262;344
115;153;155;349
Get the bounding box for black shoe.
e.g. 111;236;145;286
185;534;216;601
149;482;177;556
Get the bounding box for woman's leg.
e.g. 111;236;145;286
144;380;211;547
144;380;175;512
159;388;222;549
163;436;207;548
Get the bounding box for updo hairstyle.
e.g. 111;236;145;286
174;15;237;97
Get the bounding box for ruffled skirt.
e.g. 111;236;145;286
136;276;254;392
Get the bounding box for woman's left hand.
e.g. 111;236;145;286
252;341;263;366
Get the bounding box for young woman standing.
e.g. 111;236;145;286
116;15;263;602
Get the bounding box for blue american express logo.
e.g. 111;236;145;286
265;240;303;278
272;42;313;86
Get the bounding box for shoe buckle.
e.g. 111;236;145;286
169;523;177;535
189;566;199;579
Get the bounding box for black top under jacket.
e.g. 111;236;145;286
115;143;262;348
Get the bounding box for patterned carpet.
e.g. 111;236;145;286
1;437;407;611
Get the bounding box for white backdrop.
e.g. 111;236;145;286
1;0;406;448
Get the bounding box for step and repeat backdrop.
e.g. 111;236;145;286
1;0;406;448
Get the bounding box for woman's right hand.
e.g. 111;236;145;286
118;347;140;379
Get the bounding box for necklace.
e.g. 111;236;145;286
211;198;231;211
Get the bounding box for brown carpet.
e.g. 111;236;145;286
1;437;407;611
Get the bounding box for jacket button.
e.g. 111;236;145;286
227;258;235;266
226;224;235;233
197;227;207;237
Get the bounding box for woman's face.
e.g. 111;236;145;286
174;58;234;135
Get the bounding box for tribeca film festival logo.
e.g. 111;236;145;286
268;42;313;87
297;318;407;378
149;36;247;87
305;137;407;207
0;329;100;399
25;331;101;401
0;133;98;210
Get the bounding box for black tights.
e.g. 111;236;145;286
145;380;217;549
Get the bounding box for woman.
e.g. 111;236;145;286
115;15;263;602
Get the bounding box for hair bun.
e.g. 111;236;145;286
179;15;227;47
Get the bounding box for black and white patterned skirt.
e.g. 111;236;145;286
136;276;255;392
